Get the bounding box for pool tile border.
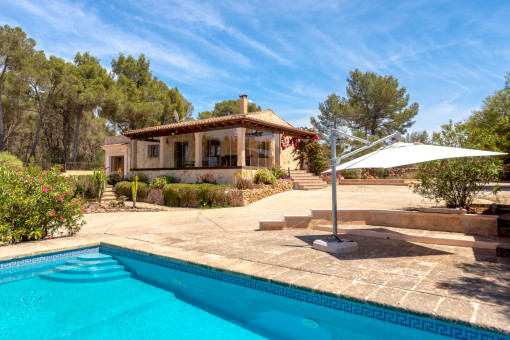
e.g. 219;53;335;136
1;244;508;340
0;246;99;270
99;246;510;340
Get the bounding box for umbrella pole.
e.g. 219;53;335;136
331;130;339;240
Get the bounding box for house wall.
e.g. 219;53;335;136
136;140;160;169
102;144;130;175
251;110;293;127
280;141;301;170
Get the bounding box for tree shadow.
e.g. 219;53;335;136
436;255;510;327
295;233;452;260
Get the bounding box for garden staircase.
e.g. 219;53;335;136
101;185;116;203
39;253;131;283
289;170;327;191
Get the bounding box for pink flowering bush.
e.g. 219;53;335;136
0;162;85;243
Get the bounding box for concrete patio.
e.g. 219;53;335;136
1;185;510;335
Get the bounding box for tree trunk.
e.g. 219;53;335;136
63;112;68;170
72;108;82;162
0;63;7;152
28;88;52;161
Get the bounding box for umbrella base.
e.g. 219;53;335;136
313;237;358;254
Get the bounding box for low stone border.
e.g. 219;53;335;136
260;208;499;236
85;203;165;214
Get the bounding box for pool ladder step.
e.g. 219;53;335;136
40;253;131;283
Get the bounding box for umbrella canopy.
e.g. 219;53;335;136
324;142;506;172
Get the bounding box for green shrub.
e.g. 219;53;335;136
162;183;232;208
114;181;148;200
253;168;276;185
74;175;95;199
340;169;362;179
127;171;149;183
413;121;502;209
150;175;180;189
0;152;23;168
0;163;85;243
234;178;256;190
107;173;122;185
269;165;287;179
362;168;389;179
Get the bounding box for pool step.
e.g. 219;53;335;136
40;271;131;283
52;264;126;275
65;258;118;267
40;253;131;283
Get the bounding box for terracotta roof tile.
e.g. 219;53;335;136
123;110;316;139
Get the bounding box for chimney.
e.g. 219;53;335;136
239;94;248;114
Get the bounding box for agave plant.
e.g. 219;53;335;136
132;176;139;208
92;168;107;203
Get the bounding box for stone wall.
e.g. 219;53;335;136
144;188;164;205
141;179;293;207
228;179;293;206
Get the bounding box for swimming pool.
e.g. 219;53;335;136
1;246;508;339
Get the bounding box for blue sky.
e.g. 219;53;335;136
2;0;509;133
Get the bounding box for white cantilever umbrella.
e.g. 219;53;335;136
314;131;506;255
324;142;506;172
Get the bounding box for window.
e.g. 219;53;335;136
147;144;160;158
245;129;275;167
202;129;238;167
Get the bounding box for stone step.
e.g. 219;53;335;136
294;180;327;186
290;173;316;177
298;186;327;191
313;224;501;250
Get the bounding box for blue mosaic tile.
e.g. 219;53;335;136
100;246;510;340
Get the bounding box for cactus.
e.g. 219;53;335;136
92;168;107;203
132;176;139;208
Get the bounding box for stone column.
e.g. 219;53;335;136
123;150;129;176
159;136;167;168
104;152;110;172
130;139;138;170
195;132;203;167
237;127;245;166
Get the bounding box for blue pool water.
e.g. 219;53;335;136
1;247;508;340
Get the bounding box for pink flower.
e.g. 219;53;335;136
74;200;78;204
83;209;87;213
39;177;43;183
60;217;64;221
42;186;48;193
56;197;63;202
48;237;52;240
50;212;56;216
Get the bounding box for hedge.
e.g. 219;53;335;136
114;181;148;200
162;183;231;208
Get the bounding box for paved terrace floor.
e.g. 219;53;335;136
2;185;510;335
